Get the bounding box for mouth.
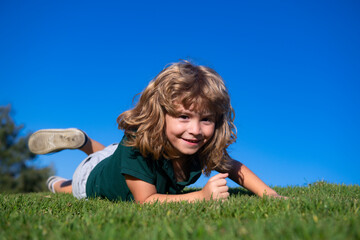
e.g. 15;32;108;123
182;138;202;144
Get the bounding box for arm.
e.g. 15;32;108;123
125;173;229;204
224;159;283;198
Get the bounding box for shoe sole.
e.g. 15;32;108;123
28;128;86;154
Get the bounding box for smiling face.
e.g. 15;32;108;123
165;104;216;156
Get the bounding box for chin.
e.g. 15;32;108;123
179;148;201;156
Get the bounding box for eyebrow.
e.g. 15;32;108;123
201;112;215;117
177;109;214;117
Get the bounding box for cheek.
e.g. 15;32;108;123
165;117;179;140
204;125;216;139
164;115;172;138
165;123;172;140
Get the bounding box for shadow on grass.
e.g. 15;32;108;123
228;188;254;197
183;187;254;197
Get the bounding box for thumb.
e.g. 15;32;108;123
210;172;229;181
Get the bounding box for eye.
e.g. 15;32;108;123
202;117;210;122
179;115;189;120
201;117;214;123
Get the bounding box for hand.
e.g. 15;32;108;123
201;173;229;201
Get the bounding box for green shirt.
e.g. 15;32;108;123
86;138;202;201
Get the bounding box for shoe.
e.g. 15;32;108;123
28;128;87;154
46;176;67;193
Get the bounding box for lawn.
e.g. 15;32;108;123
1;182;359;240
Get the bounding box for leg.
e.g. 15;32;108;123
79;138;105;155
47;176;72;194
53;180;73;194
29;129;108;195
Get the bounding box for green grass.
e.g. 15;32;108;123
1;182;359;240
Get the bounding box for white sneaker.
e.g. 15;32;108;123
28;128;87;154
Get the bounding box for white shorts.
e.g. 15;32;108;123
72;143;118;199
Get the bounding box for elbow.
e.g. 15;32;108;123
136;194;158;204
134;197;148;204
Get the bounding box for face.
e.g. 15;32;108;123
165;104;216;156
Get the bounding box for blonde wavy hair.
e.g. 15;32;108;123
117;61;236;175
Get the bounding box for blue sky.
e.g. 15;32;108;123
1;0;359;188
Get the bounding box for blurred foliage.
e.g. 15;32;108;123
0;105;53;193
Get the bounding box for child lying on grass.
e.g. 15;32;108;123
29;61;284;203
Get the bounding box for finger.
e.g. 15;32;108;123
219;185;229;192
218;185;229;193
221;197;229;203
213;178;227;187
214;173;229;179
221;192;230;198
218;172;229;178
216;191;229;200
210;173;229;181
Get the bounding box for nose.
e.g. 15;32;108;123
189;120;202;135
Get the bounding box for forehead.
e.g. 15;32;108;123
172;102;214;116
